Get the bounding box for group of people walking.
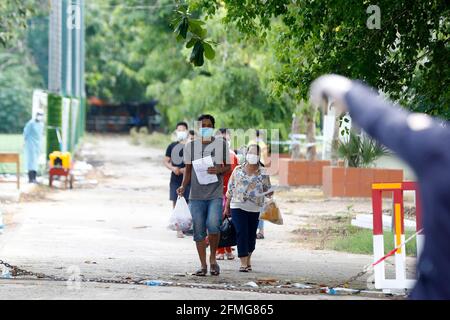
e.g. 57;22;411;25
164;114;273;275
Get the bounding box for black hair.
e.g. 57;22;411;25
198;114;215;128
256;129;260;137
246;144;264;167
176;121;188;130
218;128;228;134
189;129;195;135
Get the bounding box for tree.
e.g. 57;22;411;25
0;0;34;46
85;1;292;134
184;0;450;119
0;0;47;133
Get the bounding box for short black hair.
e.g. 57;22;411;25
189;130;195;135
218;128;228;134
256;129;260;137
176;121;188;130
198;114;215;127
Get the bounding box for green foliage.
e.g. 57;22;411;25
0;49;43;133
338;131;389;168
0;0;47;133
188;0;450;119
172;3;215;67
0;0;34;46
85;1;292;136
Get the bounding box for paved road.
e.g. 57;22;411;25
0;135;389;299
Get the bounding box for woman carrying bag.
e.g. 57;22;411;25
224;144;273;272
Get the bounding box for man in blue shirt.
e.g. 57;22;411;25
310;74;450;300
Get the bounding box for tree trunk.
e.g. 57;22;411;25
305;110;316;161
291;113;301;160
330;116;341;166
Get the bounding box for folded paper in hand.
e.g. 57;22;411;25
192;155;218;185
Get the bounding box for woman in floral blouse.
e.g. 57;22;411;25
224;144;273;272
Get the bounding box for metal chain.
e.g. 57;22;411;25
0;259;382;297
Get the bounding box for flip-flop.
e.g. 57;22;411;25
239;266;249;272
194;267;207;276
210;263;220;276
246;265;252;271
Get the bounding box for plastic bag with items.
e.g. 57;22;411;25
259;199;283;225
168;196;192;232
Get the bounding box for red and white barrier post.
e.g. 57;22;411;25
371;182;424;290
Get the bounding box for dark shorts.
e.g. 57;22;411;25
170;181;190;201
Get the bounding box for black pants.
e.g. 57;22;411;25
28;170;37;183
231;208;260;258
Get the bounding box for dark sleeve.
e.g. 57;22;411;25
345;82;450;174
165;142;174;158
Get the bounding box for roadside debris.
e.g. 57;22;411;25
244;281;259;288
144;280;173;286
293;283;313;289
1;266;11;279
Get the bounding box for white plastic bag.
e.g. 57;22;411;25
168;196;192;232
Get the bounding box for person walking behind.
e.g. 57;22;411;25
249;130;270;239
164;121;191;238
224;144;273;272
188;130;196;143
23;109;44;183
216;128;239;261
177;114;231;276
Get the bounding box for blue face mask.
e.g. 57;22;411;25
200;127;214;138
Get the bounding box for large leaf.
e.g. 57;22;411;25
189;40;205;66
203;42;215;60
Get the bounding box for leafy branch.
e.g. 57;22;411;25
172;2;215;66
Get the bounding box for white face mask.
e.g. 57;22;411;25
246;154;259;165
176;130;188;141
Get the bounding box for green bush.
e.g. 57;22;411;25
338;132;389;168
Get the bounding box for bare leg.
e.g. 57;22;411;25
239;256;248;268
208;233;220;266
196;239;208;269
247;252;252;267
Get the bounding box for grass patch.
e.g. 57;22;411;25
0;134;26;173
330;225;417;256
129;127;172;150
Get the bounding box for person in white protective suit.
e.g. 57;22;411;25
23;109;44;183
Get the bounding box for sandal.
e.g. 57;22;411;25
194;267;207;276
246;265;252;271
216;253;225;260
239;266;249;272
226;253;235;260
210;263;220;276
256;233;264;239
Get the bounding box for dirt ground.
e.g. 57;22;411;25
0;134;414;299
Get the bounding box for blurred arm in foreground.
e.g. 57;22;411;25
310;74;450;300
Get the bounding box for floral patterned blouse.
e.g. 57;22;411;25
226;164;272;208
